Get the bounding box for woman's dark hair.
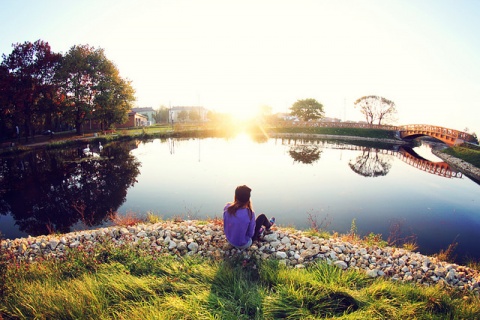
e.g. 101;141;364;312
227;185;253;219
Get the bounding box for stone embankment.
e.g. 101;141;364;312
2;220;479;294
432;148;480;182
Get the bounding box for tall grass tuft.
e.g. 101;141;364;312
145;211;162;224
435;239;458;263
111;210;144;226
466;259;480;272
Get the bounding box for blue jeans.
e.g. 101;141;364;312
230;237;252;250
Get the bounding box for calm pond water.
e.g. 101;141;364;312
1;134;479;263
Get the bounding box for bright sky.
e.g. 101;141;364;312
1;0;479;134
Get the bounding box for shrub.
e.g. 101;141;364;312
363;233;388;248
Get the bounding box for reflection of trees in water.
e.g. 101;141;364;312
348;148;393;177
0;141;140;236
289;145;322;164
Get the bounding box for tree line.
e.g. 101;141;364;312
0;40;135;141
150;96;398;125
289;97;397;124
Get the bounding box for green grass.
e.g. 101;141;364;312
272;126;398;140
442;144;480;168
1;239;479;319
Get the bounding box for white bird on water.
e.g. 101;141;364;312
83;144;91;155
99;142;103;152
82;143;100;157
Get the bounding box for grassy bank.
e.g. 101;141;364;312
442;143;480;168
270;126;399;140
1;236;479;320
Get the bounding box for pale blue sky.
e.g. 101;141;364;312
1;0;479;134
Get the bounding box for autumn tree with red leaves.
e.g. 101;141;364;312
0;40;62;141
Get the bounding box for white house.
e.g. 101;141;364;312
132;107;156;125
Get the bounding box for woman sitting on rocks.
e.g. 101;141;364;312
223;185;275;250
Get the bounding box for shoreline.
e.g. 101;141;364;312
431;148;480;183
269;132;408;145
2;219;479;293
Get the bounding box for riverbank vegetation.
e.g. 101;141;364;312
1;231;479;319
271;126;398;140
442;143;480;168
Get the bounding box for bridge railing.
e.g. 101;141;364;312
398;124;476;142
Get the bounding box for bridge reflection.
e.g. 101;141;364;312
396;146;462;178
343;145;461;179
280;138;461;179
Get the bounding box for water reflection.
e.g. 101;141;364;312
348;148;393;177
0;141;140;236
281;138;460;179
396;146;462;179
289;145;322;164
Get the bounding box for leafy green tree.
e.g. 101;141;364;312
56;45;99;134
290;98;325;121
0;40;61;140
56;45;134;134
354;95;397;125
95;64;135;130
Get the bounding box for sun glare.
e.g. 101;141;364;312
233;132;251;144
229;108;258;122
231;113;256;122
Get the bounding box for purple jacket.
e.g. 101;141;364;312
223;203;256;247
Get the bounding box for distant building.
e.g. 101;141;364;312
118;111;149;128
276;113;297;121
169;106;208;122
132;107;156;125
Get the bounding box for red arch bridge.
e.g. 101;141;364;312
398;124;477;146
